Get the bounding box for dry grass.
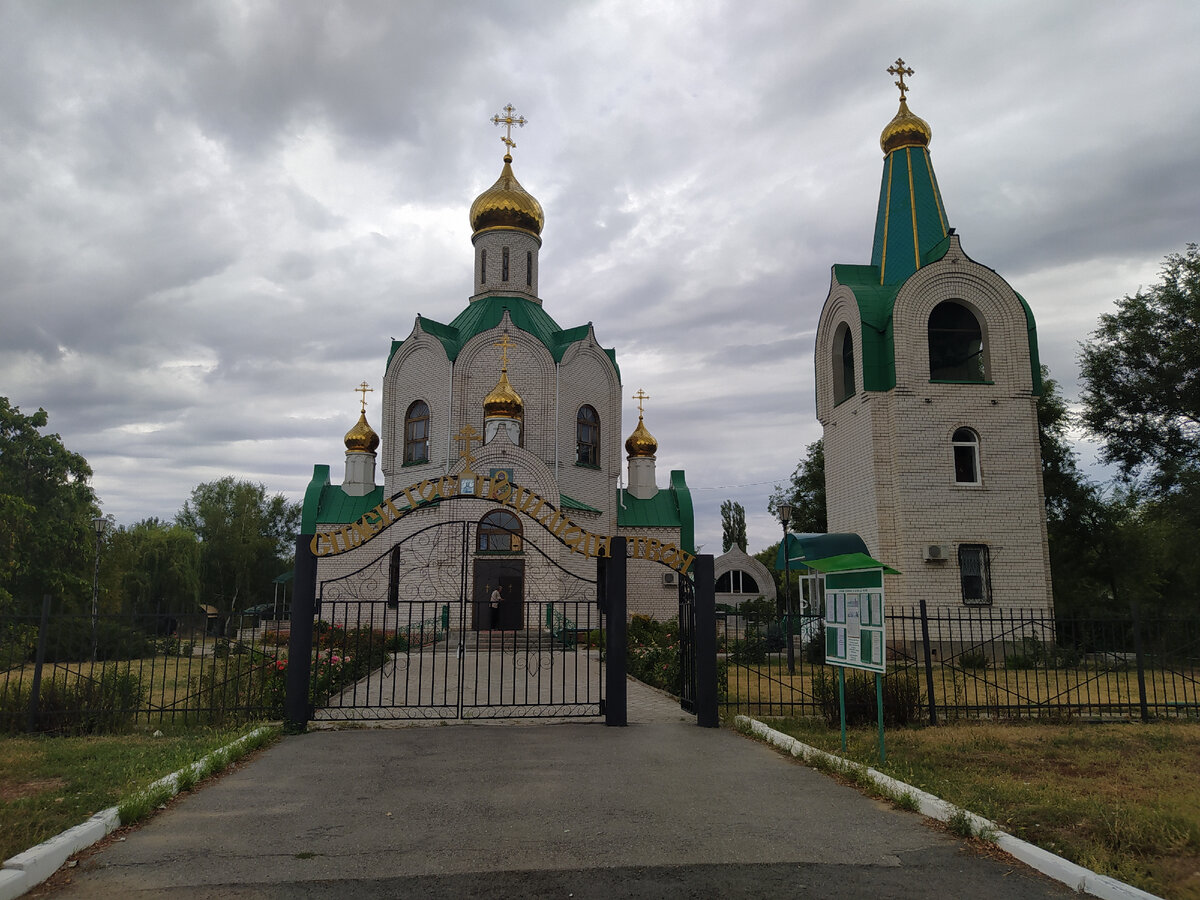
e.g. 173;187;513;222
761;717;1200;899
726;661;1200;718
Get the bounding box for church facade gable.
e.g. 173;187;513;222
382;323;452;481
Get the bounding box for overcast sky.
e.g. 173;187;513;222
2;1;1198;556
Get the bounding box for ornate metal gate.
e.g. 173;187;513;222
308;519;604;721
678;572;697;714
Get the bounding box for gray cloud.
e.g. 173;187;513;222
2;0;1197;553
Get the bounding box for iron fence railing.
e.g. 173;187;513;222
720;604;1200;723
1;597;287;735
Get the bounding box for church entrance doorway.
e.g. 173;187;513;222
472;560;524;631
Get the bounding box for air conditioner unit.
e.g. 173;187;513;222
662;571;677;585
924;544;947;561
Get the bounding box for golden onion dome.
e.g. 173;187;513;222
625;415;657;458
483;370;524;420
880;98;932;154
344;412;380;454
469;155;545;237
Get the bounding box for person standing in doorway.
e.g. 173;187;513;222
489;585;502;630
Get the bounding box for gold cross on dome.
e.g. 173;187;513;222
491;104;527;155
493;334;516;370
454;424;483;470
632;389;650;415
888;58;915;102
355;381;373;413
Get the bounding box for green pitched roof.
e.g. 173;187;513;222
388;295;619;379
800;552;900;575
300;464;384;532
559;493;601;514
775;533;869;571
871;145;949;285
617;469;695;554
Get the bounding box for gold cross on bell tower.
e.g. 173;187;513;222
888;58;915;102
493;334;516;371
491;103;527;157
355;381;373;414
632;389;650;416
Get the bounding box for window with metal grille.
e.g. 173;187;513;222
958;543;992;605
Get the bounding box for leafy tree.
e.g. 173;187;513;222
176;477;300;614
1079;244;1200;493
0;398;99;611
100;518;201;616
768;439;826;534
720;500;747;552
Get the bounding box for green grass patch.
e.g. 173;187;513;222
0;725;278;860
757;717;1200;900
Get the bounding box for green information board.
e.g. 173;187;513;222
823;568;886;674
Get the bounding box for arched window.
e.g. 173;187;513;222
526;250;533;287
478;510;522;552
404;401;430;464
501;247;510;282
716;570;760;594
832;322;855;404
952;427;981;484
928;301;985;382
480;249;487;286
576;405;599;466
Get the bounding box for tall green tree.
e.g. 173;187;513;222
100;518;201;616
0;398;99;612
768;439;826;534
720;500;747;552
176;477;299;613
1079;243;1200;493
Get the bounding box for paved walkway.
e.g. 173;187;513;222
51;679;1074;899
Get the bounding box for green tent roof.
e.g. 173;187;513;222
387;295;619;379
775;533;869;571
871;145;950;286
800;552;900;575
617;470;695;554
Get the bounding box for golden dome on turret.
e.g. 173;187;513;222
625;415;657;458
880;98;932;153
470;154;545;237
484;369;524;420
344;412;380;454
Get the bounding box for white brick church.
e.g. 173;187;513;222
301;107;693;628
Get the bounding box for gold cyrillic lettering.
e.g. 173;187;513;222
590;534;612;559
675;551;695;575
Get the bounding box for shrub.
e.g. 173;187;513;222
958;650;990;670
812;669;924;727
37;618;154;662
728;627;767;665
2;667;146;735
804;622;826;665
627;616;681;694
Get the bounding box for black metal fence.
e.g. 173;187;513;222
1;597;287;735
721;604;1200;723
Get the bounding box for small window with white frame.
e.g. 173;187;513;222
958;544;992;605
952;427;981;485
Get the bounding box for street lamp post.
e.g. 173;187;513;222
779;503;795;675
91;515;108;663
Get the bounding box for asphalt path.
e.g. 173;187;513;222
48;684;1075;899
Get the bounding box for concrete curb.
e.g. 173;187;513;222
0;726;273;900
736;716;1162;900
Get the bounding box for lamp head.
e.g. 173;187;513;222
92;515;109;537
778;503;793;528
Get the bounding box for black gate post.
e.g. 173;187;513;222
27;595;51;733
604;537;627;726
919;598;938;726
285;535;317;732
694;555;719;727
